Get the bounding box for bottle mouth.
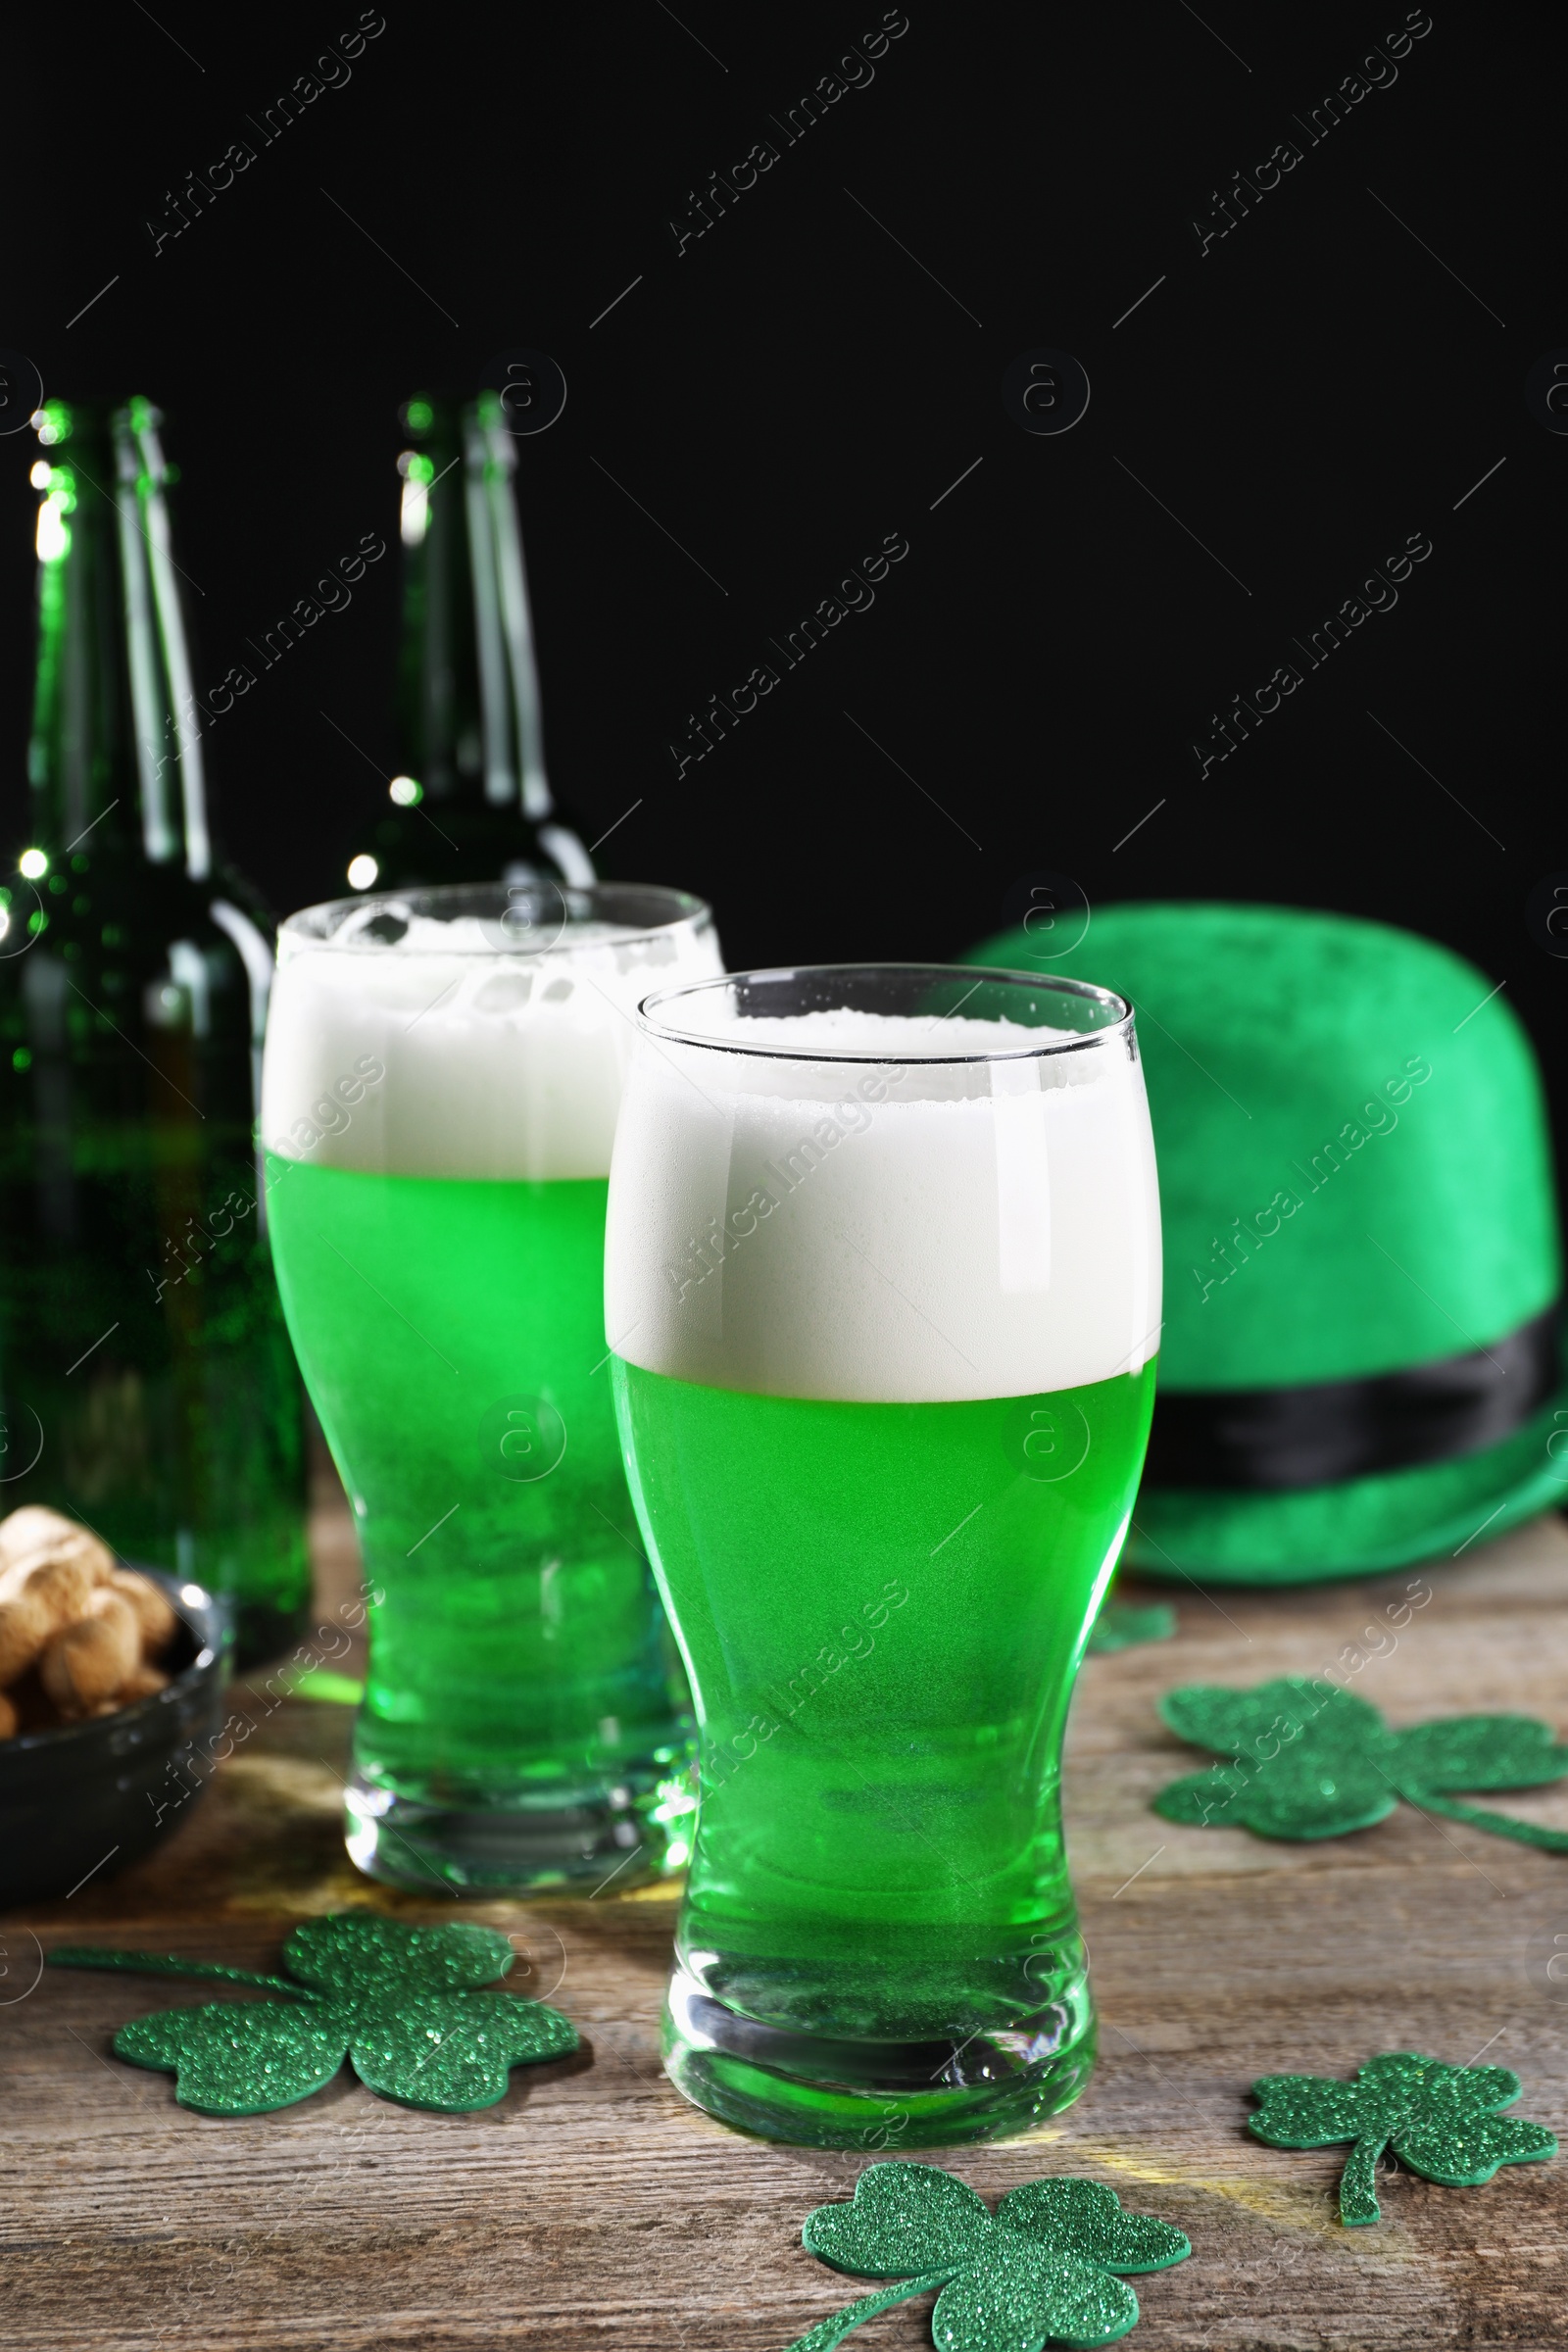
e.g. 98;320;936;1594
277;880;713;961
635;963;1133;1064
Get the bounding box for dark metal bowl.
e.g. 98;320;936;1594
0;1566;224;1906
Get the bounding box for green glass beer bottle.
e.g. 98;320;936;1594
339;391;594;894
0;396;309;1662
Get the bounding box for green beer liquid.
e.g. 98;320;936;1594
268;1155;690;1865
613;1355;1155;2112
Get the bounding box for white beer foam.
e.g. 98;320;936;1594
263;916;722;1180
606;1010;1162;1403
645;1004;1075;1056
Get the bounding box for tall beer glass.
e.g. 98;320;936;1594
263;882;721;1891
606;965;1160;2145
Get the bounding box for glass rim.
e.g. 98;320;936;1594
636;963;1134;1064
276;878;711;958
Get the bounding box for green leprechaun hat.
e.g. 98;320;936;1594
965;903;1566;1583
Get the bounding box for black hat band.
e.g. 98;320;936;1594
1144;1303;1561;1493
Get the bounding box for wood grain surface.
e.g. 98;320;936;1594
7;1465;1568;2350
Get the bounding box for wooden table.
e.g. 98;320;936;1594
9;1473;1568;2349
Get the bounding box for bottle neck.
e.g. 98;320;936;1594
28;400;211;880
395;395;554;821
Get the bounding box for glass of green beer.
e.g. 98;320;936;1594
606;964;1160;2145
262;880;721;1891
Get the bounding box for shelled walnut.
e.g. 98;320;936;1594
0;1506;176;1737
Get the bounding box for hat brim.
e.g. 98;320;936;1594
1125;1390;1568;1585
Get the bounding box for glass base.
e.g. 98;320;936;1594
662;1958;1096;2148
344;1768;689;1895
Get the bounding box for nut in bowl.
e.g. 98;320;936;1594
0;1507;178;1734
0;1507;225;1906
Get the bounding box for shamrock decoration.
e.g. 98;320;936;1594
1250;2051;1556;2225
1087;1601;1175;1656
1152;1676;1568;1849
781;2160;1190;2351
50;1913;578;2115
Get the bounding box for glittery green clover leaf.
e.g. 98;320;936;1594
1384;1715;1568;1845
113;1997;354;2114
782;2160;1191;2351
1087;1602;1176;1656
49;1915;578;2117
1152;1680;1392;1838
1250;2051;1556;2226
1151;1677;1568;1850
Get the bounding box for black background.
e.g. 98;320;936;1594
3;3;1562;1148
